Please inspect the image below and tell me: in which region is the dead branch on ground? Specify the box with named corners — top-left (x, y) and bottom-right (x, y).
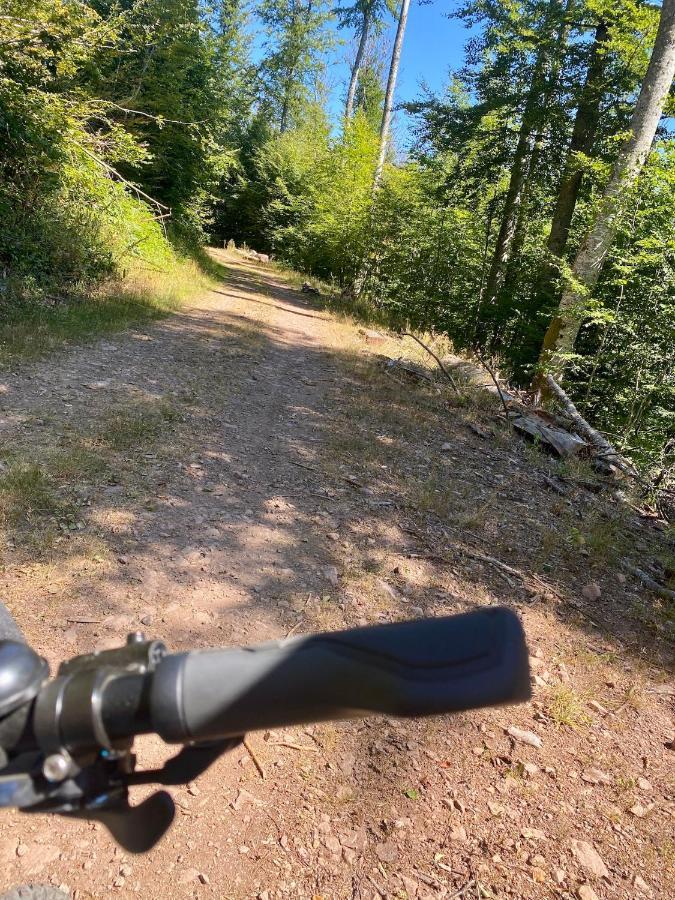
top-left (401, 332), bottom-right (460, 393)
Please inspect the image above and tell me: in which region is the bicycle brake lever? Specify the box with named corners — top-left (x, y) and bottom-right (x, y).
top-left (66, 790), bottom-right (176, 854)
top-left (26, 739), bottom-right (238, 852)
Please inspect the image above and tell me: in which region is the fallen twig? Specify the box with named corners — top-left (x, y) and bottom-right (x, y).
top-left (272, 740), bottom-right (319, 753)
top-left (289, 458), bottom-right (319, 473)
top-left (401, 332), bottom-right (460, 393)
top-left (365, 873), bottom-right (386, 897)
top-left (284, 620), bottom-right (304, 639)
top-left (243, 738), bottom-right (265, 779)
top-left (448, 881), bottom-right (477, 900)
top-left (476, 353), bottom-right (511, 422)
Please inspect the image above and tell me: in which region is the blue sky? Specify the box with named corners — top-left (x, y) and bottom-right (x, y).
top-left (250, 1), bottom-right (475, 147)
top-left (325, 1), bottom-right (473, 142)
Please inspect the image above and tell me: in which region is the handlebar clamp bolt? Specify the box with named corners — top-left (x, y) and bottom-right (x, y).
top-left (43, 752), bottom-right (71, 783)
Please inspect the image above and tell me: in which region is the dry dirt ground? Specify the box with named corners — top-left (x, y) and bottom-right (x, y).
top-left (0, 250), bottom-right (673, 900)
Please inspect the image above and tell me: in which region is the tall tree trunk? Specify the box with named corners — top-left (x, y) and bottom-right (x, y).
top-left (537, 19), bottom-right (608, 304)
top-left (345, 11), bottom-right (371, 121)
top-left (373, 0), bottom-right (411, 187)
top-left (538, 0), bottom-right (675, 380)
top-left (478, 0), bottom-right (566, 329)
top-left (280, 87), bottom-right (291, 132)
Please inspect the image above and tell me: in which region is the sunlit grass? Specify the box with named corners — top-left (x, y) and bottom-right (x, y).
top-left (0, 257), bottom-right (211, 366)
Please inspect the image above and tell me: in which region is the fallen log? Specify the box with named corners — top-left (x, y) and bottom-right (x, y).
top-left (623, 563), bottom-right (675, 601)
top-left (382, 356), bottom-right (433, 384)
top-left (545, 375), bottom-right (635, 475)
top-left (511, 412), bottom-right (587, 458)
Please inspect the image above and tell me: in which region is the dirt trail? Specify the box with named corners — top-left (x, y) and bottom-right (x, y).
top-left (0, 252), bottom-right (673, 900)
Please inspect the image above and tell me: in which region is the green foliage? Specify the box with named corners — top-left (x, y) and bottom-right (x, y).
top-left (1, 0), bottom-right (672, 485)
top-left (257, 0), bottom-right (334, 132)
top-left (0, 0), bottom-right (252, 309)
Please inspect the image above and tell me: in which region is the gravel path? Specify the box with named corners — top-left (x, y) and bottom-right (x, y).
top-left (0, 252), bottom-right (672, 900)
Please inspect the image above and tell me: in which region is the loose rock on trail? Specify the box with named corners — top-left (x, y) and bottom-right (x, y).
top-left (0, 250), bottom-right (672, 899)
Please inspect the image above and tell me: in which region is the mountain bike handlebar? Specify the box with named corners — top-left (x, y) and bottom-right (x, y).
top-left (151, 608), bottom-right (530, 741)
top-left (0, 607), bottom-right (530, 852)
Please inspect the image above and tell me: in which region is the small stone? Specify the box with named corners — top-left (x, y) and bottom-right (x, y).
top-left (374, 578), bottom-right (399, 601)
top-left (322, 566), bottom-right (339, 587)
top-left (187, 782), bottom-right (200, 796)
top-left (507, 726), bottom-right (542, 748)
top-left (179, 868), bottom-right (200, 885)
top-left (117, 555), bottom-right (129, 565)
top-left (198, 873), bottom-right (210, 885)
top-left (637, 777), bottom-right (652, 792)
top-left (587, 700), bottom-right (608, 716)
top-left (522, 828), bottom-right (546, 841)
top-left (324, 834), bottom-right (341, 855)
top-left (488, 802), bottom-right (504, 817)
top-left (632, 874), bottom-right (653, 896)
top-left (441, 443), bottom-right (452, 452)
top-left (238, 845), bottom-right (250, 854)
top-left (400, 875), bottom-right (419, 897)
top-left (449, 825), bottom-right (467, 843)
top-left (554, 869), bottom-right (566, 885)
top-left (523, 762), bottom-right (539, 777)
top-left (16, 844), bottom-right (28, 858)
top-left (531, 867), bottom-right (546, 883)
top-left (582, 582), bottom-right (601, 601)
top-left (570, 840), bottom-right (610, 879)
top-left (326, 532), bottom-right (340, 541)
top-left (578, 886), bottom-right (599, 900)
top-left (629, 802), bottom-right (654, 818)
top-left (581, 768), bottom-right (612, 785)
top-left (375, 841), bottom-right (398, 863)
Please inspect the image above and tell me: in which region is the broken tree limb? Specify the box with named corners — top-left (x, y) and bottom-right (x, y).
top-left (545, 375), bottom-right (636, 474)
top-left (401, 332), bottom-right (459, 393)
top-left (382, 356), bottom-right (433, 383)
top-left (476, 353), bottom-right (512, 421)
top-left (623, 563), bottom-right (675, 601)
top-left (511, 412), bottom-right (587, 458)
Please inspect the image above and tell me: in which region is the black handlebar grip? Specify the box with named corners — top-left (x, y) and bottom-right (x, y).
top-left (150, 608), bottom-right (530, 743)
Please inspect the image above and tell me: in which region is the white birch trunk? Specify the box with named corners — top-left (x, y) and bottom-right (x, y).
top-left (540, 0), bottom-right (675, 376)
top-left (373, 0), bottom-right (410, 187)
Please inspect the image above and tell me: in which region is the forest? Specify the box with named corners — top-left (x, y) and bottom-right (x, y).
top-left (1, 0), bottom-right (674, 482)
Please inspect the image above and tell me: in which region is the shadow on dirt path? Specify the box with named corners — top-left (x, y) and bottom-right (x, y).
top-left (0, 250), bottom-right (673, 900)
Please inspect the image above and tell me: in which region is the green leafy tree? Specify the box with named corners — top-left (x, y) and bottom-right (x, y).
top-left (258, 0), bottom-right (334, 132)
